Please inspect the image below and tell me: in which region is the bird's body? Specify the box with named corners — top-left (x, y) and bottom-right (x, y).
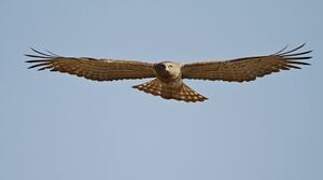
top-left (26, 44), bottom-right (312, 102)
top-left (134, 61), bottom-right (207, 101)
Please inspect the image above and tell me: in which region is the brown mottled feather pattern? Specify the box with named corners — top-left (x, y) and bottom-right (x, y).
top-left (25, 49), bottom-right (155, 81)
top-left (133, 79), bottom-right (207, 102)
top-left (182, 43), bottom-right (311, 82)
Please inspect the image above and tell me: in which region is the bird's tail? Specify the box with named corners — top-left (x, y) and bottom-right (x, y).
top-left (133, 79), bottom-right (207, 103)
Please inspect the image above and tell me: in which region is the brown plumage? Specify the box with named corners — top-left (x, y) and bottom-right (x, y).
top-left (133, 79), bottom-right (207, 102)
top-left (26, 44), bottom-right (312, 102)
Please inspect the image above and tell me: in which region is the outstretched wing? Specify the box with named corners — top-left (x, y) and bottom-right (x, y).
top-left (25, 49), bottom-right (155, 81)
top-left (181, 44), bottom-right (312, 82)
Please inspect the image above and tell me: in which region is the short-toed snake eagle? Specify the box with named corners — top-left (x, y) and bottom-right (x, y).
top-left (26, 44), bottom-right (311, 102)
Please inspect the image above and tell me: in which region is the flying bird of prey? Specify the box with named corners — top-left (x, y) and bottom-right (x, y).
top-left (26, 44), bottom-right (311, 102)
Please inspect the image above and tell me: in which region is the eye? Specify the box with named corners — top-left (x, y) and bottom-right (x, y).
top-left (168, 64), bottom-right (173, 68)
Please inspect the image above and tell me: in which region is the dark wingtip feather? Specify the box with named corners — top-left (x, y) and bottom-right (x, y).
top-left (45, 49), bottom-right (60, 56)
top-left (272, 43), bottom-right (313, 71)
top-left (27, 65), bottom-right (38, 69)
top-left (286, 56), bottom-right (312, 60)
top-left (286, 64), bottom-right (302, 69)
top-left (27, 62), bottom-right (50, 69)
top-left (283, 50), bottom-right (313, 57)
top-left (25, 54), bottom-right (49, 59)
top-left (275, 43), bottom-right (312, 63)
top-left (25, 48), bottom-right (59, 59)
top-left (25, 48), bottom-right (60, 70)
top-left (287, 61), bottom-right (311, 66)
top-left (30, 48), bottom-right (52, 57)
top-left (25, 48), bottom-right (53, 70)
top-left (275, 43), bottom-right (305, 55)
top-left (273, 44), bottom-right (289, 55)
top-left (25, 59), bottom-right (49, 63)
top-left (37, 66), bottom-right (51, 71)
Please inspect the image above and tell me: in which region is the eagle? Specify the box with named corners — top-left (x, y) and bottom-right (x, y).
top-left (26, 44), bottom-right (312, 102)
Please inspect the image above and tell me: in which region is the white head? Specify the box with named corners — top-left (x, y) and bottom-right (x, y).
top-left (153, 61), bottom-right (182, 81)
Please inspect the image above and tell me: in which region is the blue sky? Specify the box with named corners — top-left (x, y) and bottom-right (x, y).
top-left (1, 0), bottom-right (322, 180)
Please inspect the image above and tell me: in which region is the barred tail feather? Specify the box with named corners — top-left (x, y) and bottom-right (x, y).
top-left (133, 79), bottom-right (207, 102)
top-left (133, 79), bottom-right (163, 97)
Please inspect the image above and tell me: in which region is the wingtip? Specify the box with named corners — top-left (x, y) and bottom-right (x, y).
top-left (25, 47), bottom-right (58, 58)
top-left (274, 44), bottom-right (289, 55)
top-left (300, 42), bottom-right (306, 47)
top-left (30, 47), bottom-right (42, 54)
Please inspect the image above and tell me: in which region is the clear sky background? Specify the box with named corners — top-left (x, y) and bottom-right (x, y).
top-left (1, 0), bottom-right (322, 180)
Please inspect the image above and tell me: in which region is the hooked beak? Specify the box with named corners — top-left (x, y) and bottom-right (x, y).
top-left (154, 63), bottom-right (166, 71)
